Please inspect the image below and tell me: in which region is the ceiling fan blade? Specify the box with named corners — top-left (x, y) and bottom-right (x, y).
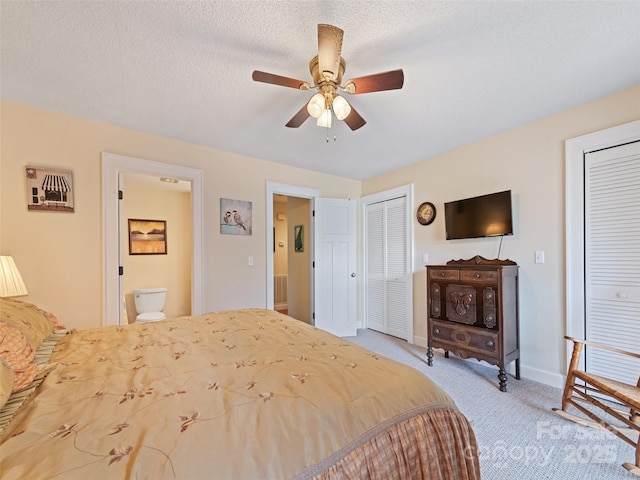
top-left (285, 103), bottom-right (311, 128)
top-left (343, 69), bottom-right (404, 94)
top-left (252, 70), bottom-right (311, 90)
top-left (343, 105), bottom-right (366, 131)
top-left (317, 24), bottom-right (343, 81)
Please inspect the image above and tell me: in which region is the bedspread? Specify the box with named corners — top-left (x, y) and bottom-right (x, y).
top-left (0, 309), bottom-right (479, 479)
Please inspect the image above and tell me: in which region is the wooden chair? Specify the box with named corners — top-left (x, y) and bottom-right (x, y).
top-left (553, 336), bottom-right (640, 476)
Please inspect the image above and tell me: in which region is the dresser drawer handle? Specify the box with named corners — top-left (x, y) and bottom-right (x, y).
top-left (486, 340), bottom-right (494, 348)
top-left (440, 272), bottom-right (446, 277)
top-left (433, 328), bottom-right (440, 335)
top-left (474, 273), bottom-right (481, 279)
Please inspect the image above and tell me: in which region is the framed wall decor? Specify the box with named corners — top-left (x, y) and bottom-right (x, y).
top-left (128, 219), bottom-right (167, 255)
top-left (294, 225), bottom-right (304, 252)
top-left (25, 166), bottom-right (75, 213)
top-left (221, 198), bottom-right (252, 235)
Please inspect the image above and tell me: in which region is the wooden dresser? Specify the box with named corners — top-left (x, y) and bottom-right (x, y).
top-left (426, 256), bottom-right (520, 391)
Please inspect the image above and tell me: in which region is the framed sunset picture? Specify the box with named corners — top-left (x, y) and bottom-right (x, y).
top-left (128, 219), bottom-right (167, 255)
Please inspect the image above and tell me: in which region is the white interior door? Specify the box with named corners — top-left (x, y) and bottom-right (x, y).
top-left (118, 172), bottom-right (125, 324)
top-left (314, 198), bottom-right (357, 337)
top-left (584, 140), bottom-right (640, 385)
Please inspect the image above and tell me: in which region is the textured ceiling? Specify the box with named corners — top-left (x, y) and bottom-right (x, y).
top-left (2, 1), bottom-right (639, 181)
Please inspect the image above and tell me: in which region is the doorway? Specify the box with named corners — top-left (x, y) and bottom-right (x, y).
top-left (266, 182), bottom-right (319, 322)
top-left (102, 152), bottom-right (204, 326)
top-left (361, 184), bottom-right (414, 343)
top-left (565, 120), bottom-right (640, 370)
top-left (121, 172), bottom-right (192, 323)
top-left (273, 194), bottom-right (311, 323)
top-left (266, 182), bottom-right (357, 337)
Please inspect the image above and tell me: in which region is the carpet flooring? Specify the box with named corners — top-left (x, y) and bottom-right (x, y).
top-left (346, 329), bottom-right (636, 480)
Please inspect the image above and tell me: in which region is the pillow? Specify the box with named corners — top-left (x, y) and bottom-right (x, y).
top-left (0, 322), bottom-right (38, 392)
top-left (0, 357), bottom-right (14, 410)
top-left (47, 310), bottom-right (67, 333)
top-left (0, 298), bottom-right (54, 351)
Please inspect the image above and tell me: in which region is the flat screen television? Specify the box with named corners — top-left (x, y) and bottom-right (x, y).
top-left (444, 190), bottom-right (513, 240)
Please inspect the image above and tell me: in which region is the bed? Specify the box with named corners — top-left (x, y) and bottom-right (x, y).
top-left (0, 298), bottom-right (480, 479)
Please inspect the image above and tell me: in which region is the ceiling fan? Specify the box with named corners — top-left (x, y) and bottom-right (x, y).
top-left (252, 24), bottom-right (404, 131)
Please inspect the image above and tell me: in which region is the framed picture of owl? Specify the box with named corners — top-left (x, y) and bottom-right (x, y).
top-left (220, 198), bottom-right (252, 235)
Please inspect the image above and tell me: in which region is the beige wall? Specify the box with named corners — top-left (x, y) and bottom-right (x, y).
top-left (286, 197), bottom-right (310, 323)
top-left (0, 101), bottom-right (360, 330)
top-left (123, 175), bottom-right (191, 322)
top-left (2, 85), bottom-right (638, 386)
top-left (362, 84), bottom-right (640, 386)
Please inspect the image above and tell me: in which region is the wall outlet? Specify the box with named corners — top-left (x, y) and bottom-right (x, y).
top-left (248, 256), bottom-right (254, 266)
top-left (422, 253), bottom-right (429, 264)
top-left (535, 251), bottom-right (545, 264)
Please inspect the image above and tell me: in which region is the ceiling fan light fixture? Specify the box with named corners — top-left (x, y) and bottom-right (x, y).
top-left (332, 95), bottom-right (351, 121)
top-left (317, 109), bottom-right (332, 128)
top-left (307, 93), bottom-right (325, 118)
top-left (252, 24), bottom-right (405, 131)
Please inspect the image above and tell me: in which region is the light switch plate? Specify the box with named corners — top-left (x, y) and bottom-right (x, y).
top-left (535, 251), bottom-right (545, 264)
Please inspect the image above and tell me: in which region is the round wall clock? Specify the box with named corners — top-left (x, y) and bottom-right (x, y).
top-left (417, 202), bottom-right (436, 226)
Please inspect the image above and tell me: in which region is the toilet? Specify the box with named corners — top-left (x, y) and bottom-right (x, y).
top-left (133, 287), bottom-right (167, 323)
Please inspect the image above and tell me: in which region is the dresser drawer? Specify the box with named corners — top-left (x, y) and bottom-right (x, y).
top-left (430, 319), bottom-right (499, 357)
top-left (430, 269), bottom-right (459, 281)
top-left (460, 269), bottom-right (498, 283)
top-left (445, 284), bottom-right (477, 325)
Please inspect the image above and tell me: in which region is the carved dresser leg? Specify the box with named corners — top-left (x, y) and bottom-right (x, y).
top-left (498, 367), bottom-right (507, 392)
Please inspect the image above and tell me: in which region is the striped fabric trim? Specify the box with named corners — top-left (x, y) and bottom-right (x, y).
top-left (0, 330), bottom-right (70, 435)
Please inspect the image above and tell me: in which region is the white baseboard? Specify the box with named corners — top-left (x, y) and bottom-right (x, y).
top-left (412, 334), bottom-right (565, 389)
top-left (413, 335), bottom-right (428, 348)
top-left (520, 365), bottom-right (565, 389)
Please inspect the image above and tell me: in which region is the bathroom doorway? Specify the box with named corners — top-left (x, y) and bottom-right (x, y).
top-left (102, 152), bottom-right (204, 327)
top-left (121, 172), bottom-right (192, 323)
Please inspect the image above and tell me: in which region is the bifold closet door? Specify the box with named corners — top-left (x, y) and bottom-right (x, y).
top-left (584, 140), bottom-right (640, 385)
top-left (365, 196), bottom-right (410, 339)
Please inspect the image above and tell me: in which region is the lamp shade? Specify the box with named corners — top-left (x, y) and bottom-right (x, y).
top-left (332, 95), bottom-right (352, 121)
top-left (0, 256), bottom-right (28, 298)
top-left (306, 93), bottom-right (325, 118)
top-left (317, 109), bottom-right (332, 128)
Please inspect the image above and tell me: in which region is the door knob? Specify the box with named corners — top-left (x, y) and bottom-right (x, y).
top-left (351, 273), bottom-right (356, 277)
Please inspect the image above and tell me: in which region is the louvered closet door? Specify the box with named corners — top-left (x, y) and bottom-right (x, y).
top-left (365, 196), bottom-right (410, 339)
top-left (585, 140), bottom-right (640, 385)
top-left (385, 197), bottom-right (409, 338)
top-left (366, 202), bottom-right (385, 332)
